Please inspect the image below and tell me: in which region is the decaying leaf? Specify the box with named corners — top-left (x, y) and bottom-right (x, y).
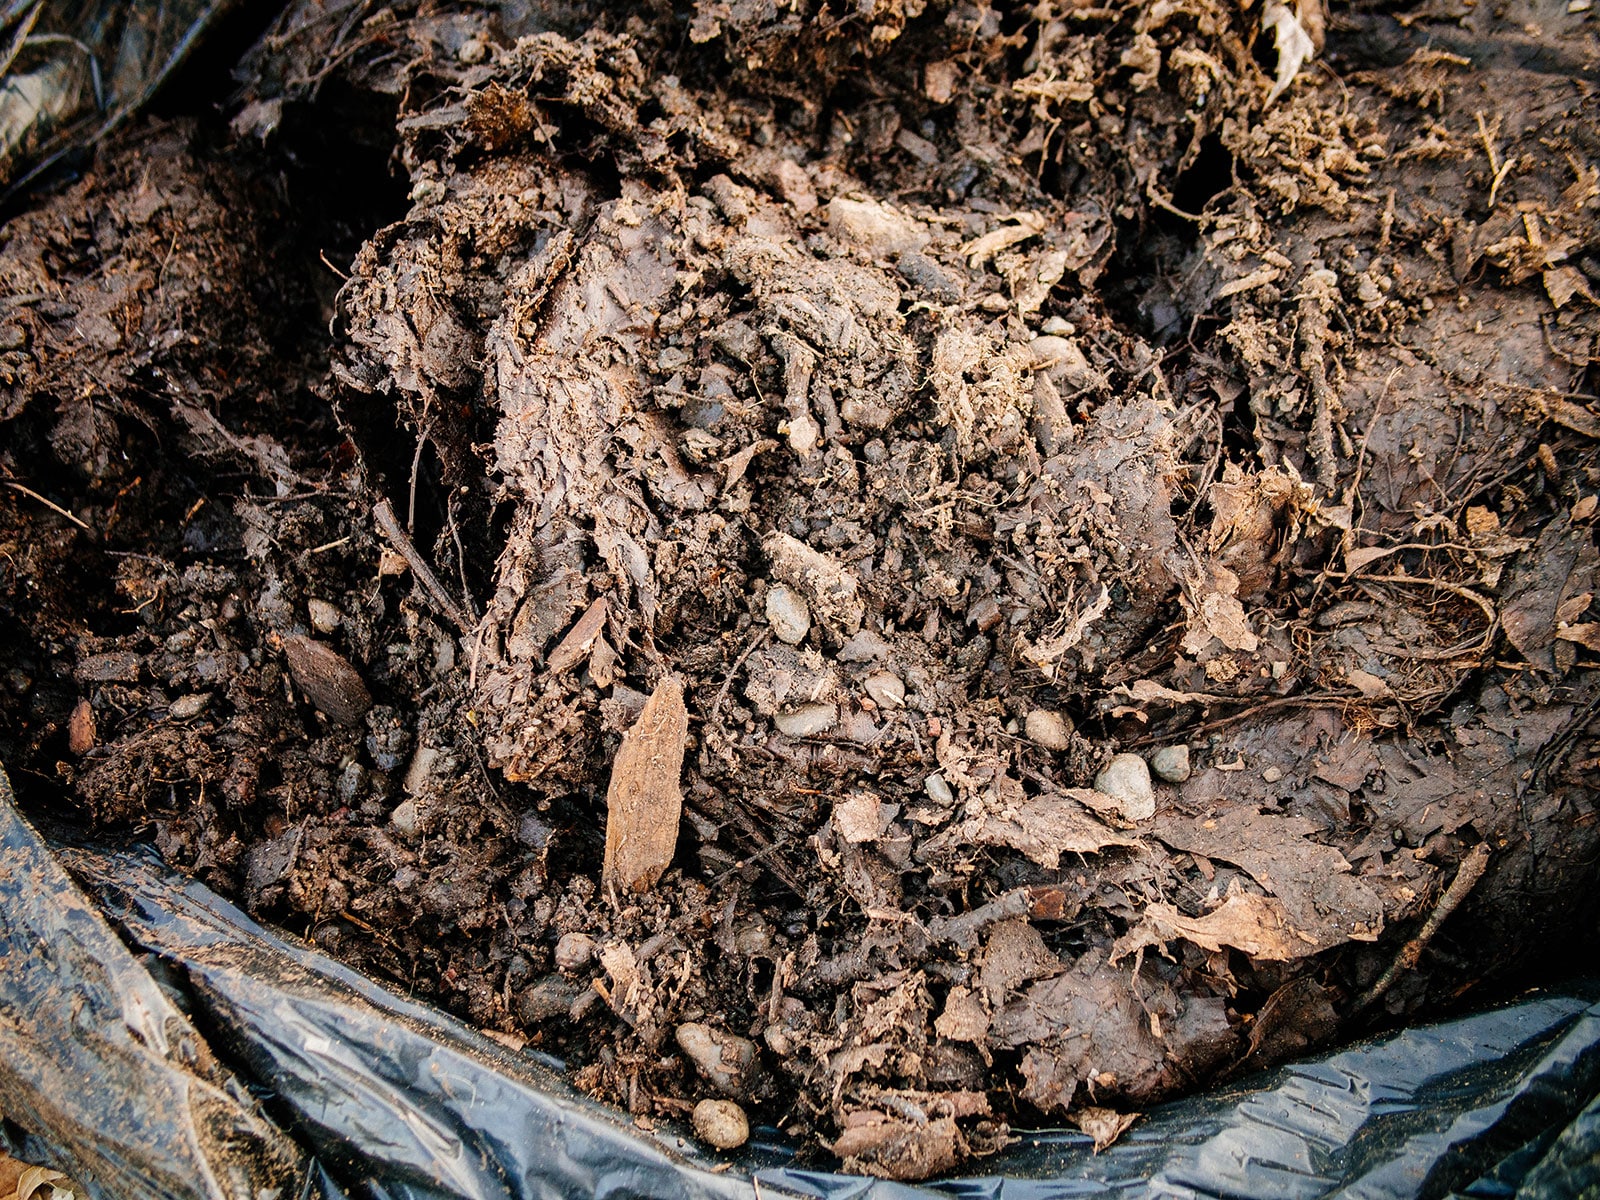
top-left (1152, 806), bottom-right (1383, 949)
top-left (951, 786), bottom-right (1137, 869)
top-left (1111, 892), bottom-right (1309, 962)
top-left (1262, 0), bottom-right (1318, 105)
top-left (1072, 1106), bottom-right (1139, 1152)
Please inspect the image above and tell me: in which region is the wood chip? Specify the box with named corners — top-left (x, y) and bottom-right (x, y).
top-left (602, 676), bottom-right (689, 895)
top-left (282, 634), bottom-right (372, 726)
top-left (546, 597), bottom-right (609, 675)
top-left (67, 698), bottom-right (96, 755)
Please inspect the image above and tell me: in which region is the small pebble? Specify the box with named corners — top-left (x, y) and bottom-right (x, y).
top-left (692, 1098), bottom-right (750, 1151)
top-left (863, 671), bottom-right (905, 708)
top-left (307, 598), bottom-right (343, 634)
top-left (1262, 766), bottom-right (1284, 783)
top-left (1025, 709), bottom-right (1072, 750)
top-left (765, 585), bottom-right (811, 645)
top-left (924, 773), bottom-right (954, 805)
top-left (516, 975), bottom-right (582, 1025)
top-left (554, 931), bottom-right (596, 973)
top-left (774, 702), bottom-right (836, 737)
top-left (1149, 744), bottom-right (1191, 783)
top-left (676, 1022), bottom-right (758, 1097)
top-left (1094, 753), bottom-right (1156, 822)
top-left (169, 693), bottom-right (211, 721)
top-left (390, 797), bottom-right (420, 837)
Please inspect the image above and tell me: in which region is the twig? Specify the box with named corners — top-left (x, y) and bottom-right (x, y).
top-left (372, 497), bottom-right (472, 632)
top-left (3, 480), bottom-right (91, 531)
top-left (707, 629), bottom-right (770, 733)
top-left (1125, 692), bottom-right (1353, 747)
top-left (1475, 111), bottom-right (1515, 209)
top-left (1354, 842), bottom-right (1492, 1015)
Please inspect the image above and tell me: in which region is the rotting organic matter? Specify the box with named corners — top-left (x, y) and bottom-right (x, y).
top-left (1, 0), bottom-right (1598, 1182)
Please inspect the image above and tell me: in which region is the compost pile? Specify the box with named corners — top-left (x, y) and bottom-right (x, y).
top-left (2, 0), bottom-right (1599, 1180)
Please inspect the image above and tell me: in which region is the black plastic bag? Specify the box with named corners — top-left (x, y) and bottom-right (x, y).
top-left (3, 762), bottom-right (1597, 1200)
top-left (0, 769), bottom-right (309, 1200)
top-left (0, 0), bottom-right (238, 193)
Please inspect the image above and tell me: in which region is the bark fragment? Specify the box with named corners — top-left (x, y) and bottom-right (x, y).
top-left (602, 676), bottom-right (689, 895)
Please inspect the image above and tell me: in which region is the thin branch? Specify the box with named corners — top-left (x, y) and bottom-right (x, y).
top-left (3, 481), bottom-right (91, 531)
top-left (372, 497), bottom-right (472, 632)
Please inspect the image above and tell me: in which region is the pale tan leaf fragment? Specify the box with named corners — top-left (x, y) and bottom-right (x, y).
top-left (934, 985), bottom-right (991, 1043)
top-left (958, 791), bottom-right (1136, 869)
top-left (1111, 893), bottom-right (1308, 962)
top-left (1557, 623), bottom-right (1600, 651)
top-left (1263, 0), bottom-right (1317, 105)
top-left (1072, 1107), bottom-right (1139, 1152)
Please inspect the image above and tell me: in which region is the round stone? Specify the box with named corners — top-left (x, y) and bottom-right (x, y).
top-left (1094, 752), bottom-right (1156, 822)
top-left (1149, 744), bottom-right (1191, 783)
top-left (692, 1098), bottom-right (750, 1150)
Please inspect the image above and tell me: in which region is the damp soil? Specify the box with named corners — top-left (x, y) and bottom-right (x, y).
top-left (2, 0), bottom-right (1599, 1180)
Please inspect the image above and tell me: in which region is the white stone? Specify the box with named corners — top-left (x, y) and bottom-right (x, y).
top-left (308, 598), bottom-right (342, 633)
top-left (169, 693), bottom-right (210, 721)
top-left (924, 772), bottom-right (954, 805)
top-left (676, 1023), bottom-right (757, 1097)
top-left (692, 1098), bottom-right (750, 1150)
top-left (554, 932), bottom-right (596, 973)
top-left (765, 585), bottom-right (811, 645)
top-left (1094, 753), bottom-right (1156, 822)
top-left (391, 797), bottom-right (420, 837)
top-left (863, 671), bottom-right (905, 708)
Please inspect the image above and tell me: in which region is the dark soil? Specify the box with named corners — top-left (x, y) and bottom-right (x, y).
top-left (2, 0), bottom-right (1599, 1179)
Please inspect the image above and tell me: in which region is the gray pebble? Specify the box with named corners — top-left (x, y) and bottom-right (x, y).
top-left (1149, 744), bottom-right (1191, 783)
top-left (169, 693), bottom-right (210, 721)
top-left (1094, 753), bottom-right (1156, 822)
top-left (554, 931), bottom-right (596, 973)
top-left (765, 584), bottom-right (811, 645)
top-left (390, 797), bottom-right (420, 837)
top-left (924, 772), bottom-right (954, 805)
top-left (863, 670), bottom-right (905, 708)
top-left (307, 598), bottom-right (343, 634)
top-left (775, 702), bottom-right (837, 737)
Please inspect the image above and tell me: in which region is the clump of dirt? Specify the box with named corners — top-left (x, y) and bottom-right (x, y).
top-left (2, 0), bottom-right (1599, 1181)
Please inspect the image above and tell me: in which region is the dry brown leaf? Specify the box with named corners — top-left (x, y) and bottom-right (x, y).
top-left (835, 793), bottom-right (897, 844)
top-left (1151, 806), bottom-right (1384, 949)
top-left (934, 985), bottom-right (992, 1042)
top-left (1072, 1106), bottom-right (1140, 1152)
top-left (1557, 623), bottom-right (1600, 651)
top-left (1111, 893), bottom-right (1308, 962)
top-left (1181, 562), bottom-right (1260, 654)
top-left (958, 790), bottom-right (1136, 869)
top-left (958, 213), bottom-right (1046, 266)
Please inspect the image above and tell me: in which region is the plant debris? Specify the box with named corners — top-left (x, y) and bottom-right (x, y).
top-left (1, 0), bottom-right (1598, 1181)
